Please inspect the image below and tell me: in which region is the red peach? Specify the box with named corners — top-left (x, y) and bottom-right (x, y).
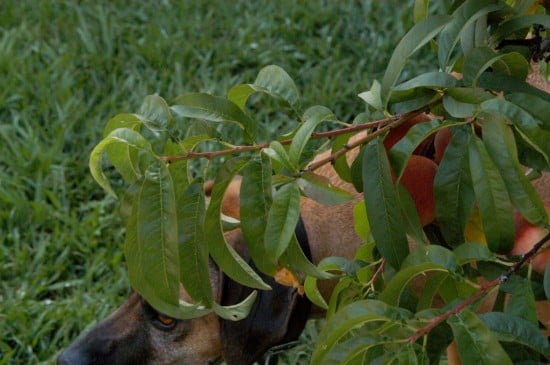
top-left (383, 114), bottom-right (432, 152)
top-left (509, 202), bottom-right (550, 274)
top-left (399, 155), bottom-right (438, 226)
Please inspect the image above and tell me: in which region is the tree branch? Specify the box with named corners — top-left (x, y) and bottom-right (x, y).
top-left (408, 231), bottom-right (550, 344)
top-left (160, 109), bottom-right (428, 164)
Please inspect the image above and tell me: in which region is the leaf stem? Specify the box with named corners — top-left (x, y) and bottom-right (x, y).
top-left (408, 231), bottom-right (550, 344)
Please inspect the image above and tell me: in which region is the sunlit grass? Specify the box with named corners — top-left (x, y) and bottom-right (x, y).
top-left (0, 1), bottom-right (437, 363)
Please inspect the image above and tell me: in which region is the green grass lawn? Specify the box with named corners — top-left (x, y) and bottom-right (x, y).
top-left (0, 1), bottom-right (438, 363)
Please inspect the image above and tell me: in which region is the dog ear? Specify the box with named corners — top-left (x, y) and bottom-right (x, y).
top-left (219, 266), bottom-right (310, 365)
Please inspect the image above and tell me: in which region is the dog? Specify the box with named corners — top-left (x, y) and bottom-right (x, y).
top-left (57, 145), bottom-right (366, 365)
top-left (58, 133), bottom-right (549, 364)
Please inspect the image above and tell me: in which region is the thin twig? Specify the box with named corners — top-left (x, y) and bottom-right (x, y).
top-left (408, 231), bottom-right (550, 344)
top-left (160, 109), bottom-right (427, 164)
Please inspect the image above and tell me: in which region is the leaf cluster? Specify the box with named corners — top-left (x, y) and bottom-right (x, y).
top-left (90, 0), bottom-right (550, 363)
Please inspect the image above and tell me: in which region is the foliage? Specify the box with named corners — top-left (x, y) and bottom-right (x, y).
top-left (90, 0), bottom-right (550, 363)
top-left (0, 1), bottom-right (427, 363)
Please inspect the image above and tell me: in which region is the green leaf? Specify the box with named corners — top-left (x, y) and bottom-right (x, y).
top-left (205, 158), bottom-right (270, 290)
top-left (379, 262), bottom-right (448, 306)
top-left (480, 98), bottom-right (550, 166)
top-left (264, 182), bottom-right (301, 259)
top-left (482, 114), bottom-right (547, 226)
top-left (332, 133), bottom-right (353, 183)
top-left (125, 161), bottom-right (181, 314)
top-left (463, 47), bottom-right (529, 85)
top-left (262, 140), bottom-right (296, 171)
top-left (453, 242), bottom-right (497, 265)
top-left (438, 0), bottom-right (503, 70)
top-left (297, 172), bottom-right (355, 205)
top-left (227, 65), bottom-right (300, 111)
top-left (490, 14), bottom-right (550, 42)
top-left (479, 312), bottom-right (550, 359)
top-left (395, 184), bottom-right (428, 245)
top-left (212, 291), bottom-right (258, 321)
top-left (402, 245), bottom-right (459, 272)
top-left (139, 94), bottom-right (173, 130)
top-left (468, 135), bottom-right (515, 253)
top-left (501, 275), bottom-right (538, 326)
top-left (89, 128), bottom-right (154, 197)
top-left (417, 271), bottom-right (449, 310)
top-left (304, 275), bottom-right (329, 310)
top-left (446, 87), bottom-right (494, 104)
top-left (545, 264), bottom-right (550, 300)
top-left (448, 310), bottom-right (513, 365)
top-left (352, 201), bottom-right (370, 242)
top-left (442, 95), bottom-right (475, 118)
top-left (477, 72), bottom-right (550, 103)
top-left (382, 15), bottom-right (452, 106)
top-left (171, 93), bottom-right (256, 141)
top-left (358, 79), bottom-right (383, 110)
top-left (289, 105), bottom-right (335, 167)
top-left (362, 139), bottom-right (409, 268)
top-left (388, 118), bottom-right (443, 179)
top-left (280, 234), bottom-right (332, 278)
top-left (434, 126), bottom-right (475, 246)
top-left (311, 300), bottom-right (410, 365)
top-left (392, 71), bottom-right (458, 93)
top-left (103, 113), bottom-right (142, 137)
top-left (240, 155), bottom-right (276, 274)
top-left (177, 180), bottom-right (212, 305)
top-left (413, 0), bottom-right (430, 23)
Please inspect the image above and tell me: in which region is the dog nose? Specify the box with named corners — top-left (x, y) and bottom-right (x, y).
top-left (58, 349), bottom-right (88, 365)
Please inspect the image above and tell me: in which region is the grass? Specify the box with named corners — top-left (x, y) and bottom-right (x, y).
top-left (0, 1), bottom-right (439, 363)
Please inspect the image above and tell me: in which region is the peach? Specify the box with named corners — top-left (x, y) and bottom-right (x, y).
top-left (383, 113), bottom-right (432, 152)
top-left (434, 127), bottom-right (452, 164)
top-left (509, 202), bottom-right (550, 274)
top-left (399, 155), bottom-right (438, 226)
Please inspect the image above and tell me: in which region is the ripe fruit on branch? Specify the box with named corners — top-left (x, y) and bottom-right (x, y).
top-left (509, 202), bottom-right (550, 274)
top-left (433, 127), bottom-right (452, 164)
top-left (398, 155), bottom-right (438, 226)
top-left (383, 113), bottom-right (433, 152)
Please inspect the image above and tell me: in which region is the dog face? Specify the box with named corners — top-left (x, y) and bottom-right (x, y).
top-left (57, 292), bottom-right (223, 365)
top-left (58, 203), bottom-right (312, 365)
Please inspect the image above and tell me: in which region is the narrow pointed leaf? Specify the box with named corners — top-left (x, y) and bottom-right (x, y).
top-left (311, 300), bottom-right (409, 365)
top-left (388, 118), bottom-right (443, 179)
top-left (140, 94), bottom-right (173, 130)
top-left (358, 79), bottom-right (383, 110)
top-left (479, 312), bottom-right (550, 359)
top-left (482, 114), bottom-right (547, 226)
top-left (125, 162), bottom-right (180, 315)
top-left (178, 180), bottom-right (212, 305)
top-left (438, 0), bottom-right (503, 69)
top-left (331, 133), bottom-right (353, 182)
top-left (89, 128), bottom-right (154, 197)
top-left (392, 71), bottom-right (458, 92)
top-left (280, 234), bottom-right (332, 279)
top-left (448, 310), bottom-right (513, 365)
top-left (264, 182), bottom-right (301, 259)
top-left (382, 15), bottom-right (451, 105)
top-left (379, 263), bottom-right (448, 306)
top-left (362, 139), bottom-right (409, 268)
top-left (205, 158), bottom-right (270, 290)
top-left (434, 127), bottom-right (475, 245)
top-left (289, 105), bottom-right (334, 167)
top-left (212, 291), bottom-right (258, 321)
top-left (171, 93), bottom-right (256, 141)
top-left (297, 172), bottom-right (355, 205)
top-left (263, 140), bottom-right (296, 171)
top-left (227, 65), bottom-right (299, 110)
top-left (468, 135), bottom-right (515, 253)
top-left (240, 155), bottom-right (277, 274)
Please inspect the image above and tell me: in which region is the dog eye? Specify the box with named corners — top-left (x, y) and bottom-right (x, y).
top-left (155, 314), bottom-right (176, 329)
